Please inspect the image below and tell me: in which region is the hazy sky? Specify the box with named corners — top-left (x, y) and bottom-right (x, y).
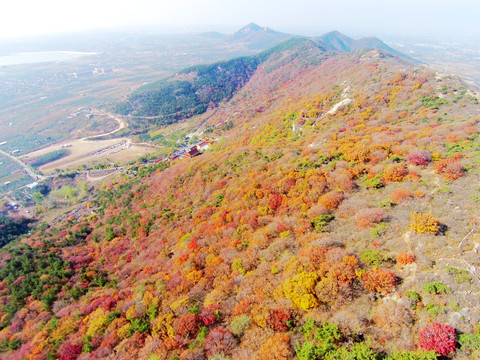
top-left (1, 0), bottom-right (479, 40)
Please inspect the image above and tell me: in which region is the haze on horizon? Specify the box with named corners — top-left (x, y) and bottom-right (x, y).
top-left (1, 0), bottom-right (479, 42)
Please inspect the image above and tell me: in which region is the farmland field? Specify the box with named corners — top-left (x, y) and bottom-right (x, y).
top-left (20, 138), bottom-right (159, 173)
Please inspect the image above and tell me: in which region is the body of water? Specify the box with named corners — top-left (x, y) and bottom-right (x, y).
top-left (0, 51), bottom-right (96, 66)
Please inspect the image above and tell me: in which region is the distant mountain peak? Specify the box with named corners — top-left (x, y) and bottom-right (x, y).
top-left (229, 23), bottom-right (293, 50)
top-left (237, 23), bottom-right (264, 33)
top-left (315, 31), bottom-right (413, 61)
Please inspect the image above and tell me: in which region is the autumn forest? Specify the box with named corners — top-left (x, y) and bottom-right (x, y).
top-left (1, 34), bottom-right (480, 360)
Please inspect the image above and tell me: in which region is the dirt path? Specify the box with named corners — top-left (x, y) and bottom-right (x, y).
top-left (85, 112), bottom-right (128, 140)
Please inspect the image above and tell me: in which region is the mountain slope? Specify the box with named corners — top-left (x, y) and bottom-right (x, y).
top-left (2, 34), bottom-right (480, 360)
top-left (115, 31), bottom-right (413, 129)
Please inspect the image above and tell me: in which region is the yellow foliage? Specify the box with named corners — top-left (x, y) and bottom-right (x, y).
top-left (142, 291), bottom-right (154, 306)
top-left (282, 256), bottom-right (304, 275)
top-left (251, 304), bottom-right (269, 327)
top-left (432, 152), bottom-right (442, 161)
top-left (409, 212), bottom-right (440, 233)
top-left (232, 258), bottom-right (246, 275)
top-left (340, 142), bottom-right (370, 163)
top-left (204, 287), bottom-right (227, 307)
top-left (117, 323), bottom-right (131, 340)
top-left (205, 254), bottom-right (223, 267)
top-left (186, 269), bottom-right (203, 284)
top-left (170, 296), bottom-right (190, 314)
top-left (151, 313), bottom-right (175, 338)
top-left (257, 205), bottom-right (273, 216)
top-left (85, 308), bottom-right (107, 337)
top-left (125, 305), bottom-right (138, 320)
top-left (50, 315), bottom-right (77, 342)
top-left (282, 272), bottom-right (319, 311)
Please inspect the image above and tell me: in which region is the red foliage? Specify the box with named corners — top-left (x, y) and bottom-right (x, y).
top-left (267, 308), bottom-right (293, 332)
top-left (268, 193), bottom-right (283, 211)
top-left (12, 276), bottom-right (26, 285)
top-left (59, 344), bottom-right (83, 360)
top-left (201, 304), bottom-right (220, 326)
top-left (303, 246), bottom-right (328, 267)
top-left (84, 296), bottom-right (117, 314)
top-left (187, 238), bottom-right (199, 251)
top-left (204, 327), bottom-right (236, 357)
top-left (405, 149), bottom-right (432, 166)
top-left (418, 322), bottom-right (456, 356)
top-left (174, 314), bottom-right (202, 341)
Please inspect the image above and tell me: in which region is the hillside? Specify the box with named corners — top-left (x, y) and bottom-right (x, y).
top-left (115, 31), bottom-right (410, 131)
top-left (2, 35), bottom-right (480, 360)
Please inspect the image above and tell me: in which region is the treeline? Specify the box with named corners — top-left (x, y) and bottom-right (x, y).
top-left (30, 149), bottom-right (70, 169)
top-left (113, 37), bottom-right (336, 128)
top-left (0, 214), bottom-right (32, 248)
top-left (114, 56), bottom-right (261, 125)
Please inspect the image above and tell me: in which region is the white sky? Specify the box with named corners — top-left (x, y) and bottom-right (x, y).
top-left (1, 0), bottom-right (479, 40)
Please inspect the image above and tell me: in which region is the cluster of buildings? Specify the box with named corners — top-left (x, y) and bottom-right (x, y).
top-left (153, 138), bottom-right (215, 164)
top-left (72, 67), bottom-right (113, 78)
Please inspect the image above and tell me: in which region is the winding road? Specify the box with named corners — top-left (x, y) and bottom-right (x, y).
top-left (0, 149), bottom-right (45, 181)
top-left (0, 112), bottom-right (129, 183)
top-left (86, 112), bottom-right (128, 140)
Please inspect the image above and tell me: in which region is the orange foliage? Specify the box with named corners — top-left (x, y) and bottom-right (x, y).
top-left (413, 190), bottom-right (425, 198)
top-left (362, 268), bottom-right (397, 295)
top-left (391, 188), bottom-right (413, 203)
top-left (318, 191), bottom-right (344, 210)
top-left (397, 252), bottom-right (415, 265)
top-left (257, 333), bottom-right (293, 360)
top-left (433, 158), bottom-right (463, 180)
top-left (383, 163), bottom-right (408, 182)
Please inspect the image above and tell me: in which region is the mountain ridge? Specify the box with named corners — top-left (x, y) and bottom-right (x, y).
top-left (115, 27), bottom-right (414, 128)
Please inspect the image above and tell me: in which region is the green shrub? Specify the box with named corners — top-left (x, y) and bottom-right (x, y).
top-left (406, 291), bottom-right (421, 302)
top-left (190, 326), bottom-right (208, 349)
top-left (424, 303), bottom-right (442, 317)
top-left (361, 249), bottom-right (384, 267)
top-left (384, 350), bottom-right (437, 360)
top-left (458, 331), bottom-right (480, 350)
top-left (311, 214), bottom-right (335, 232)
top-left (364, 174), bottom-right (385, 189)
top-left (378, 199), bottom-right (394, 208)
top-left (229, 315), bottom-right (251, 337)
top-left (446, 266), bottom-right (472, 283)
top-left (423, 281), bottom-right (451, 294)
top-left (324, 342), bottom-right (376, 360)
top-left (370, 222), bottom-right (389, 239)
top-left (296, 320), bottom-right (342, 360)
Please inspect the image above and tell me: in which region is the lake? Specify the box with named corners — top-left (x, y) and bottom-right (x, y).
top-left (0, 51), bottom-right (96, 66)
